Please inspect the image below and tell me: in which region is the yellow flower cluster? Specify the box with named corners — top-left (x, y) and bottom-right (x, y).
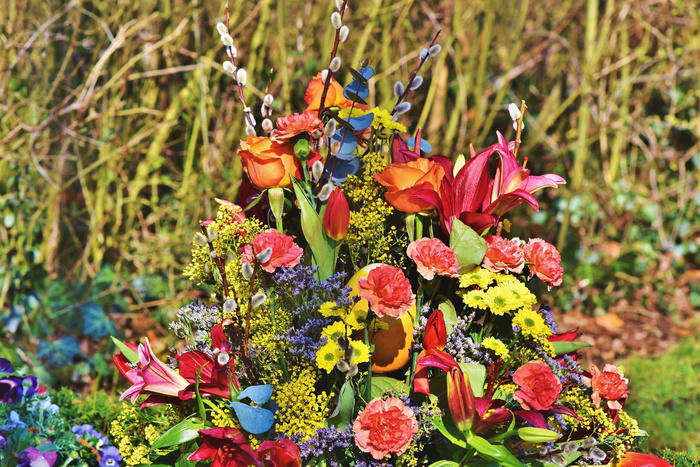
top-left (337, 106), bottom-right (407, 133)
top-left (315, 304), bottom-right (371, 373)
top-left (512, 308), bottom-right (552, 339)
top-left (342, 152), bottom-right (406, 267)
top-left (183, 202), bottom-right (264, 298)
top-left (460, 272), bottom-right (537, 317)
top-left (211, 403), bottom-right (239, 428)
top-left (481, 336), bottom-right (510, 360)
top-left (273, 367), bottom-right (330, 440)
top-left (110, 403), bottom-right (178, 466)
top-left (560, 387), bottom-right (617, 439)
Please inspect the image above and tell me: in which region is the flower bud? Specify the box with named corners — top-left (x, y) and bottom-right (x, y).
top-left (318, 183), bottom-right (333, 202)
top-left (242, 261), bottom-right (254, 280)
top-left (428, 44), bottom-right (442, 56)
top-left (322, 188), bottom-right (350, 241)
top-left (393, 81), bottom-right (405, 98)
top-left (409, 75), bottom-right (423, 90)
top-left (323, 119), bottom-right (337, 137)
top-left (517, 427), bottom-right (559, 442)
top-left (329, 57), bottom-right (341, 72)
top-left (330, 12), bottom-right (342, 29)
top-left (509, 102), bottom-right (524, 130)
top-left (226, 45), bottom-right (237, 59)
top-left (330, 140), bottom-right (341, 154)
top-left (588, 447), bottom-right (606, 463)
top-left (223, 298), bottom-right (238, 312)
top-left (393, 101), bottom-right (411, 115)
top-left (236, 68), bottom-right (247, 85)
top-left (446, 367), bottom-right (475, 432)
top-left (217, 352), bottom-right (230, 365)
top-left (261, 118), bottom-right (273, 133)
top-left (223, 61), bottom-right (235, 74)
top-left (335, 0), bottom-right (343, 9)
top-left (251, 293), bottom-right (267, 308)
top-left (311, 129), bottom-right (323, 139)
top-left (220, 33), bottom-right (234, 47)
top-left (419, 48), bottom-right (429, 60)
top-left (268, 187), bottom-right (285, 223)
top-left (346, 364), bottom-right (358, 377)
top-left (245, 125), bottom-right (256, 136)
top-left (321, 69), bottom-right (330, 83)
top-left (263, 93), bottom-right (274, 106)
top-left (194, 234), bottom-right (208, 247)
top-left (336, 360), bottom-right (350, 372)
top-left (216, 22), bottom-right (228, 35)
top-left (206, 228), bottom-right (218, 242)
top-left (561, 442), bottom-right (578, 456)
top-left (339, 25), bottom-right (349, 42)
top-left (311, 160), bottom-right (324, 182)
top-left (255, 247), bottom-right (273, 264)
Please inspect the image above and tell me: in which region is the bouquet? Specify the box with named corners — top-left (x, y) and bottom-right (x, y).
top-left (111, 2), bottom-right (672, 466)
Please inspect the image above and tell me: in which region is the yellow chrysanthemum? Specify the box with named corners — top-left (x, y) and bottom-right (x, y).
top-left (321, 321), bottom-right (347, 342)
top-left (462, 289), bottom-right (489, 309)
top-left (499, 279), bottom-right (537, 307)
top-left (319, 301), bottom-right (343, 317)
top-left (512, 307), bottom-right (552, 338)
top-left (484, 285), bottom-right (520, 315)
top-left (350, 339), bottom-right (371, 365)
top-left (345, 307), bottom-right (368, 330)
top-left (481, 337), bottom-right (510, 360)
top-left (315, 340), bottom-right (344, 373)
top-left (459, 267), bottom-right (496, 289)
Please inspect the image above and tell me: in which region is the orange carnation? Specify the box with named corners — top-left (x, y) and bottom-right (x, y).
top-left (353, 397), bottom-right (418, 460)
top-left (358, 264), bottom-right (415, 318)
top-left (237, 135), bottom-right (301, 190)
top-left (374, 159), bottom-right (445, 213)
top-left (273, 111), bottom-right (324, 141)
top-left (407, 238), bottom-right (460, 280)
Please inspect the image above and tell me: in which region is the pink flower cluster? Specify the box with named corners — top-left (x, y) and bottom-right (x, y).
top-left (407, 237), bottom-right (460, 280)
top-left (482, 236), bottom-right (564, 288)
top-left (358, 265), bottom-right (415, 318)
top-left (353, 397), bottom-right (418, 460)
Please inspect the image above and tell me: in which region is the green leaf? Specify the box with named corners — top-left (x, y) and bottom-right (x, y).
top-left (370, 376), bottom-right (409, 399)
top-left (431, 416), bottom-right (467, 449)
top-left (291, 177), bottom-right (335, 280)
top-left (517, 427), bottom-right (560, 442)
top-left (81, 302), bottom-right (117, 338)
top-left (550, 341), bottom-right (592, 355)
top-left (466, 433), bottom-right (524, 467)
top-left (449, 219), bottom-right (487, 272)
top-left (436, 297), bottom-right (458, 335)
top-left (111, 336), bottom-right (140, 363)
top-left (459, 362), bottom-right (486, 397)
top-left (327, 380), bottom-right (355, 429)
top-left (150, 417), bottom-right (206, 450)
top-left (427, 461), bottom-right (461, 467)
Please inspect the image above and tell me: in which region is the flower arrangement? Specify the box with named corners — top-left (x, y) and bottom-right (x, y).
top-left (0, 358), bottom-right (122, 467)
top-left (110, 2), bottom-right (673, 467)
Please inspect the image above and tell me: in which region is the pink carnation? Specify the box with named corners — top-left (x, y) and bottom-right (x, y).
top-left (482, 235), bottom-right (525, 274)
top-left (358, 265), bottom-right (415, 318)
top-left (353, 397), bottom-right (418, 460)
top-left (243, 229), bottom-right (303, 273)
top-left (584, 364), bottom-right (629, 410)
top-left (512, 361), bottom-right (562, 411)
top-left (407, 238), bottom-right (460, 280)
top-left (523, 238), bottom-right (563, 287)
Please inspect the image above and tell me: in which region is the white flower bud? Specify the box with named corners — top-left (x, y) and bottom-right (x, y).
top-left (242, 261), bottom-right (254, 280)
top-left (217, 352), bottom-right (230, 365)
top-left (335, 0), bottom-right (343, 10)
top-left (323, 119), bottom-right (337, 137)
top-left (321, 69), bottom-right (330, 83)
top-left (251, 292), bottom-right (267, 308)
top-left (263, 94), bottom-right (274, 106)
top-left (311, 129), bottom-right (323, 139)
top-left (336, 360), bottom-right (350, 372)
top-left (589, 447), bottom-right (606, 463)
top-left (236, 68), bottom-right (247, 85)
top-left (216, 22), bottom-right (228, 35)
top-left (329, 57), bottom-right (341, 72)
top-left (245, 125), bottom-right (256, 136)
top-left (206, 228), bottom-right (218, 242)
top-left (346, 365), bottom-right (358, 377)
top-left (330, 140), bottom-right (341, 154)
top-left (220, 33), bottom-right (234, 47)
top-left (222, 61), bottom-right (235, 74)
top-left (393, 101), bottom-right (411, 115)
top-left (194, 234), bottom-right (208, 247)
top-left (223, 298), bottom-right (238, 312)
top-left (509, 102), bottom-right (524, 130)
top-left (255, 247), bottom-right (272, 264)
top-left (318, 183), bottom-right (334, 202)
top-left (330, 12), bottom-right (342, 30)
top-left (339, 25), bottom-right (349, 42)
top-left (393, 81), bottom-right (405, 98)
top-left (428, 44), bottom-right (442, 56)
top-left (209, 251), bottom-right (219, 259)
top-left (311, 160), bottom-right (324, 181)
top-left (419, 48), bottom-right (429, 60)
top-left (248, 115), bottom-right (257, 127)
top-left (409, 75), bottom-right (423, 90)
top-left (261, 118), bottom-right (273, 133)
top-left (226, 45), bottom-right (237, 59)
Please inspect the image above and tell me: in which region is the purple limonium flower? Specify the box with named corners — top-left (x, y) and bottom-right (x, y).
top-left (99, 445), bottom-right (122, 467)
top-left (18, 445), bottom-right (58, 467)
top-left (0, 358), bottom-right (13, 373)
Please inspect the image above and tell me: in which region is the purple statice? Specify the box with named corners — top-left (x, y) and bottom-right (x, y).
top-left (272, 265), bottom-right (353, 318)
top-left (281, 318), bottom-right (333, 359)
top-left (525, 341), bottom-right (583, 386)
top-left (355, 454), bottom-right (395, 467)
top-left (169, 300), bottom-right (222, 354)
top-left (539, 304), bottom-right (558, 333)
top-left (0, 429), bottom-right (6, 449)
top-left (99, 445), bottom-right (122, 467)
top-left (444, 314), bottom-right (487, 365)
top-left (297, 425), bottom-right (353, 460)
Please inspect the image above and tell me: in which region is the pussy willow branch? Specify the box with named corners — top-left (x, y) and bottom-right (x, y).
top-left (513, 100), bottom-right (528, 159)
top-left (225, 3), bottom-right (256, 130)
top-left (316, 0), bottom-right (349, 121)
top-left (391, 29), bottom-right (442, 116)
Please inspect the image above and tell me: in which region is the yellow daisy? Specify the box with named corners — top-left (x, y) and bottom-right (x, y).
top-left (481, 337), bottom-right (510, 360)
top-left (512, 307), bottom-right (552, 339)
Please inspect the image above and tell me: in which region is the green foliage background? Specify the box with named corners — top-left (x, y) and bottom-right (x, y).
top-left (1, 0), bottom-right (699, 453)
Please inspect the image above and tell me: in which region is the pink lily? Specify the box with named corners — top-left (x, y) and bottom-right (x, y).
top-left (119, 337), bottom-right (192, 406)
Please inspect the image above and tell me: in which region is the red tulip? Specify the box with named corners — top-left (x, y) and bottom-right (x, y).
top-left (323, 188), bottom-right (350, 241)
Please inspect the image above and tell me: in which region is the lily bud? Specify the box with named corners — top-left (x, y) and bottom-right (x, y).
top-left (446, 367), bottom-right (476, 432)
top-left (517, 427), bottom-right (560, 443)
top-left (423, 309), bottom-right (446, 351)
top-left (268, 187), bottom-right (285, 223)
top-left (322, 188), bottom-right (350, 241)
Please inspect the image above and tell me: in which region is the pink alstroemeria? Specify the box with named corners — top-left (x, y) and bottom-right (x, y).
top-left (119, 338), bottom-right (191, 406)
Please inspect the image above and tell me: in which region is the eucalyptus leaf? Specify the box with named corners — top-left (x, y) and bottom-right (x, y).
top-left (370, 376), bottom-right (409, 399)
top-left (449, 219), bottom-right (487, 272)
top-left (327, 380), bottom-right (355, 429)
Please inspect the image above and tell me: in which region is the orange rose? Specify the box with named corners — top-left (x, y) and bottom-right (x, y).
top-left (304, 72), bottom-right (353, 111)
top-left (374, 159), bottom-right (445, 213)
top-left (237, 135), bottom-right (301, 190)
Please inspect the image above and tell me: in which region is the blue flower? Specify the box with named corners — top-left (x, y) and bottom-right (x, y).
top-left (3, 410), bottom-right (25, 430)
top-left (99, 445), bottom-right (122, 467)
top-left (71, 423), bottom-right (101, 439)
